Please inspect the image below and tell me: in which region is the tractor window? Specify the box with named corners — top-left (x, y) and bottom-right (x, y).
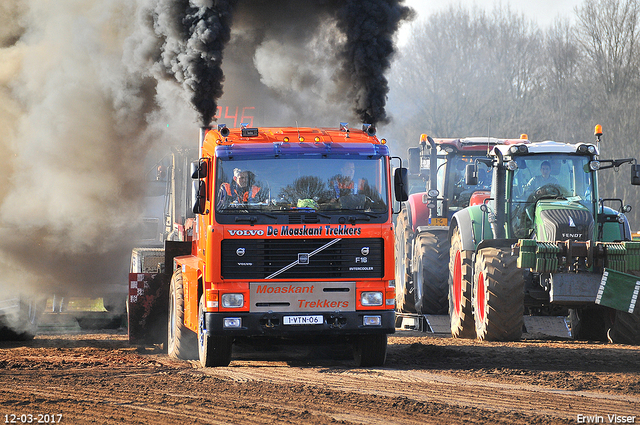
top-left (509, 154), bottom-right (595, 237)
top-left (447, 155), bottom-right (492, 216)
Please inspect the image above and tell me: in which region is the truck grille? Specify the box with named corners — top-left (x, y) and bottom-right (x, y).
top-left (221, 238), bottom-right (383, 279)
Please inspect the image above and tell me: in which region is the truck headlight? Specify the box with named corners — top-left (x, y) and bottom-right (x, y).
top-left (361, 291), bottom-right (383, 306)
top-left (221, 293), bottom-right (244, 308)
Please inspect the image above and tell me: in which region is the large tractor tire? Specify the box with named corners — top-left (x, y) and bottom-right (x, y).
top-left (568, 307), bottom-right (612, 342)
top-left (412, 230), bottom-right (449, 315)
top-left (394, 208), bottom-right (415, 313)
top-left (197, 295), bottom-right (233, 367)
top-left (448, 228), bottom-right (476, 339)
top-left (353, 334), bottom-right (387, 367)
top-left (473, 247), bottom-right (524, 341)
top-left (167, 270), bottom-right (198, 360)
top-left (608, 310), bottom-right (640, 345)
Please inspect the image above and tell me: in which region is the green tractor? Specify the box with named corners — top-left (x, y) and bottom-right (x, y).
top-left (448, 126), bottom-right (640, 343)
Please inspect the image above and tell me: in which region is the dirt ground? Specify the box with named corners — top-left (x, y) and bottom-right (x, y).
top-left (0, 324), bottom-right (639, 425)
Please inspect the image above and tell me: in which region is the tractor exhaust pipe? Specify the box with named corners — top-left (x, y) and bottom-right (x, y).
top-left (491, 148), bottom-right (506, 239)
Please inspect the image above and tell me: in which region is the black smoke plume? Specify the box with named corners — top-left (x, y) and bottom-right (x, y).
top-left (334, 0), bottom-right (414, 125)
top-left (141, 0), bottom-right (412, 127)
top-left (144, 0), bottom-right (238, 126)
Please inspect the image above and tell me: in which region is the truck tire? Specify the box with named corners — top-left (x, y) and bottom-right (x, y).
top-left (167, 270), bottom-right (198, 360)
top-left (353, 334), bottom-right (387, 367)
top-left (394, 208), bottom-right (415, 313)
top-left (449, 228), bottom-right (476, 339)
top-left (412, 230), bottom-right (449, 314)
top-left (473, 247), bottom-right (524, 341)
top-left (198, 295), bottom-right (233, 367)
top-left (568, 307), bottom-right (612, 342)
top-left (609, 310), bottom-right (640, 345)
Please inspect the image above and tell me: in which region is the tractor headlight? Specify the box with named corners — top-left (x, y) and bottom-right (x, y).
top-left (361, 291), bottom-right (383, 306)
top-left (589, 160), bottom-right (600, 171)
top-left (427, 189), bottom-right (439, 197)
top-left (509, 144), bottom-right (528, 154)
top-left (507, 160), bottom-right (518, 171)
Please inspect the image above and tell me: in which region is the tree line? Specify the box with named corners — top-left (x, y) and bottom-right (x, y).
top-left (385, 0), bottom-right (640, 228)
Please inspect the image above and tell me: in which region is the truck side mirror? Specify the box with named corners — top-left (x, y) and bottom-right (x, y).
top-left (192, 180), bottom-right (207, 214)
top-left (394, 167), bottom-right (409, 202)
top-left (191, 160), bottom-right (207, 179)
top-left (465, 163), bottom-right (478, 186)
top-left (632, 164), bottom-right (640, 185)
top-left (408, 148), bottom-right (420, 175)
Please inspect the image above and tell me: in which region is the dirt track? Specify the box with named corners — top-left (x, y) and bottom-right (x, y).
top-left (0, 328), bottom-right (638, 424)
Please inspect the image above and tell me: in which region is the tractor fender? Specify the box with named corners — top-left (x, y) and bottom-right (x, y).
top-left (469, 190), bottom-right (491, 207)
top-left (600, 205), bottom-right (632, 241)
top-left (407, 192), bottom-right (430, 232)
top-left (449, 209), bottom-right (476, 252)
top-left (449, 205), bottom-right (495, 252)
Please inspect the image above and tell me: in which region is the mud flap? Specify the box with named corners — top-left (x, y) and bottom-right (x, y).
top-left (596, 268), bottom-right (640, 313)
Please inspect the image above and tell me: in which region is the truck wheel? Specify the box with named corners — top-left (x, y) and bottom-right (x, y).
top-left (412, 230), bottom-right (449, 314)
top-left (353, 334), bottom-right (387, 367)
top-left (609, 310), bottom-right (640, 345)
top-left (197, 295), bottom-right (232, 367)
top-left (394, 208), bottom-right (415, 313)
top-left (167, 270), bottom-right (198, 360)
top-left (449, 229), bottom-right (476, 339)
top-left (569, 307), bottom-right (613, 342)
top-left (473, 247), bottom-right (524, 341)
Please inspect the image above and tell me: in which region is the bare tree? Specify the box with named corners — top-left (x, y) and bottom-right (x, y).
top-left (576, 0), bottom-right (640, 98)
top-left (575, 0), bottom-right (640, 219)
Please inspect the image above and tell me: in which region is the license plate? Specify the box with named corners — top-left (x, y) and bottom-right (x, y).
top-left (429, 217), bottom-right (448, 226)
top-left (283, 315), bottom-right (323, 325)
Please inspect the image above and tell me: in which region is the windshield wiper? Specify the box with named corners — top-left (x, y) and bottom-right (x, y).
top-left (324, 208), bottom-right (383, 224)
top-left (234, 212), bottom-right (278, 223)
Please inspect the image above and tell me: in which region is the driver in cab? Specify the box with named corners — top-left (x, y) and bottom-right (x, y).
top-left (525, 161), bottom-right (558, 193)
top-left (219, 168), bottom-right (263, 205)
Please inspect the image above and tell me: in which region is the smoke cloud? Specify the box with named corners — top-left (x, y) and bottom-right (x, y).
top-left (0, 0), bottom-right (412, 317)
top-left (0, 0), bottom-right (174, 303)
top-left (130, 0), bottom-right (413, 127)
top-left (222, 0), bottom-right (414, 126)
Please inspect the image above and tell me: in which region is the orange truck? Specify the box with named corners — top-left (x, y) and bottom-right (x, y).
top-left (128, 123), bottom-right (409, 367)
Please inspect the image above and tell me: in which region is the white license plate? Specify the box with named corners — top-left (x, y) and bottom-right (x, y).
top-left (283, 315), bottom-right (323, 325)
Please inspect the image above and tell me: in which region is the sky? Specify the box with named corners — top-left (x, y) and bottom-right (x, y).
top-left (399, 0), bottom-right (584, 43)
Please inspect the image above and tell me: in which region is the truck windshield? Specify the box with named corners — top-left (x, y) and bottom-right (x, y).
top-left (509, 154), bottom-right (595, 237)
top-left (215, 157), bottom-right (389, 214)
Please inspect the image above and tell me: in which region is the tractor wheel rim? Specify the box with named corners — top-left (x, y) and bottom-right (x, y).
top-left (453, 251), bottom-right (462, 315)
top-left (477, 272), bottom-right (486, 322)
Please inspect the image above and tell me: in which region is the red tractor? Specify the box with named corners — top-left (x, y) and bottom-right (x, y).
top-left (395, 134), bottom-right (528, 316)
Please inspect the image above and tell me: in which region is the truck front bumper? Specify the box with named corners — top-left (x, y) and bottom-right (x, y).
top-left (204, 310), bottom-right (395, 337)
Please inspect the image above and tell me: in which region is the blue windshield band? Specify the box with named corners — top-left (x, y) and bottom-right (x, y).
top-left (215, 142), bottom-right (389, 160)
